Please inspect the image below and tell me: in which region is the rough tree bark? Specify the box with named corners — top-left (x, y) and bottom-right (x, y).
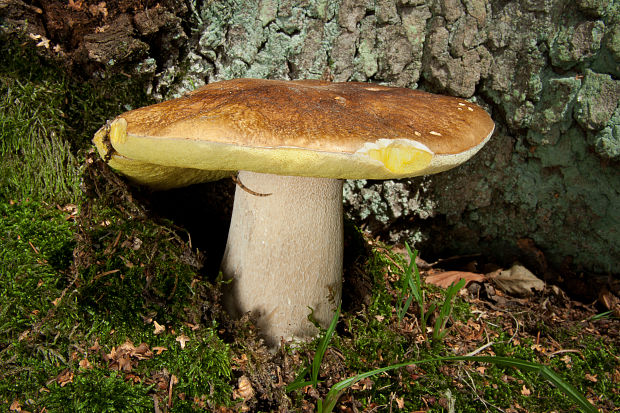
top-left (3, 0), bottom-right (618, 280)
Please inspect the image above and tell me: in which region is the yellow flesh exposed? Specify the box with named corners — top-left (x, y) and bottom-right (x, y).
top-left (365, 143), bottom-right (433, 174)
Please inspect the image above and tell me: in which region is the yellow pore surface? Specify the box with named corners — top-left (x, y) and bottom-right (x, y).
top-left (95, 117), bottom-right (438, 189)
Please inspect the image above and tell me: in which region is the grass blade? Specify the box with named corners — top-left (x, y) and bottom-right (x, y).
top-left (405, 243), bottom-right (423, 304)
top-left (398, 295), bottom-right (414, 321)
top-left (397, 257), bottom-right (414, 320)
top-left (320, 355), bottom-right (597, 413)
top-left (287, 305), bottom-right (341, 393)
top-left (433, 278), bottom-right (466, 342)
top-left (312, 304), bottom-right (340, 386)
top-left (285, 366), bottom-right (312, 392)
top-left (462, 356), bottom-right (598, 413)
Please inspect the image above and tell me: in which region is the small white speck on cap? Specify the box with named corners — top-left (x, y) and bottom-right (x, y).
top-left (429, 131), bottom-right (442, 136)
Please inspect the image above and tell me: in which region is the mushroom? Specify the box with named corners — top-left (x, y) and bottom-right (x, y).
top-left (93, 78), bottom-right (494, 346)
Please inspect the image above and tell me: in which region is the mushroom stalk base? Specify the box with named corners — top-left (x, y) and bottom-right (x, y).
top-left (221, 171), bottom-right (343, 347)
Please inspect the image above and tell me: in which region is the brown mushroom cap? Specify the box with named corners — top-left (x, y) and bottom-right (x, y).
top-left (93, 78), bottom-right (494, 189)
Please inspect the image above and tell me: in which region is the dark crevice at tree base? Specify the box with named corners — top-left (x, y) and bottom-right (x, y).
top-left (364, 210), bottom-right (619, 305)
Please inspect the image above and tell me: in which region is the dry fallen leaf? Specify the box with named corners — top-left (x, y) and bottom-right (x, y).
top-left (176, 334), bottom-right (190, 349)
top-left (585, 373), bottom-right (598, 383)
top-left (350, 377), bottom-right (373, 391)
top-left (32, 36), bottom-right (50, 49)
top-left (131, 342), bottom-right (153, 360)
top-left (395, 396), bottom-right (405, 409)
top-left (67, 0), bottom-right (83, 11)
top-left (232, 353), bottom-right (249, 368)
top-left (487, 264), bottom-right (544, 296)
top-left (152, 346), bottom-right (168, 355)
top-left (125, 373), bottom-right (142, 383)
top-left (612, 369), bottom-right (620, 383)
top-left (117, 354), bottom-right (133, 371)
top-left (89, 341), bottom-right (101, 352)
top-left (184, 322), bottom-right (200, 331)
top-left (79, 358), bottom-right (92, 369)
top-left (153, 321), bottom-right (165, 335)
top-left (233, 376), bottom-right (255, 400)
top-left (95, 24), bottom-right (110, 33)
top-left (521, 385), bottom-right (531, 396)
top-left (57, 369), bottom-right (74, 387)
top-left (560, 355), bottom-right (572, 368)
top-left (89, 1), bottom-right (108, 18)
top-left (598, 288), bottom-right (620, 317)
top-left (103, 341), bottom-right (153, 371)
top-left (9, 400), bottom-right (21, 412)
top-left (168, 374), bottom-right (179, 408)
top-left (193, 395), bottom-right (208, 409)
top-left (425, 271), bottom-right (485, 289)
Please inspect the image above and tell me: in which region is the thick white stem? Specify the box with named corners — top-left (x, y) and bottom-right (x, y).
top-left (221, 171), bottom-right (343, 346)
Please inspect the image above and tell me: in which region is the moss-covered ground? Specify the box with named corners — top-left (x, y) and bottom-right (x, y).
top-left (1, 33), bottom-right (618, 412)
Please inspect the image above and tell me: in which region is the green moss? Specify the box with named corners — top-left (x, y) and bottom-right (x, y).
top-left (0, 28), bottom-right (233, 413)
top-left (0, 171), bottom-right (233, 411)
top-left (152, 329), bottom-right (233, 408)
top-left (0, 201), bottom-right (75, 341)
top-left (76, 207), bottom-right (200, 329)
top-left (0, 66), bottom-right (81, 203)
top-left (486, 332), bottom-right (619, 411)
top-left (38, 369), bottom-right (154, 412)
top-left (0, 32), bottom-right (153, 204)
top-left (0, 200), bottom-right (76, 405)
